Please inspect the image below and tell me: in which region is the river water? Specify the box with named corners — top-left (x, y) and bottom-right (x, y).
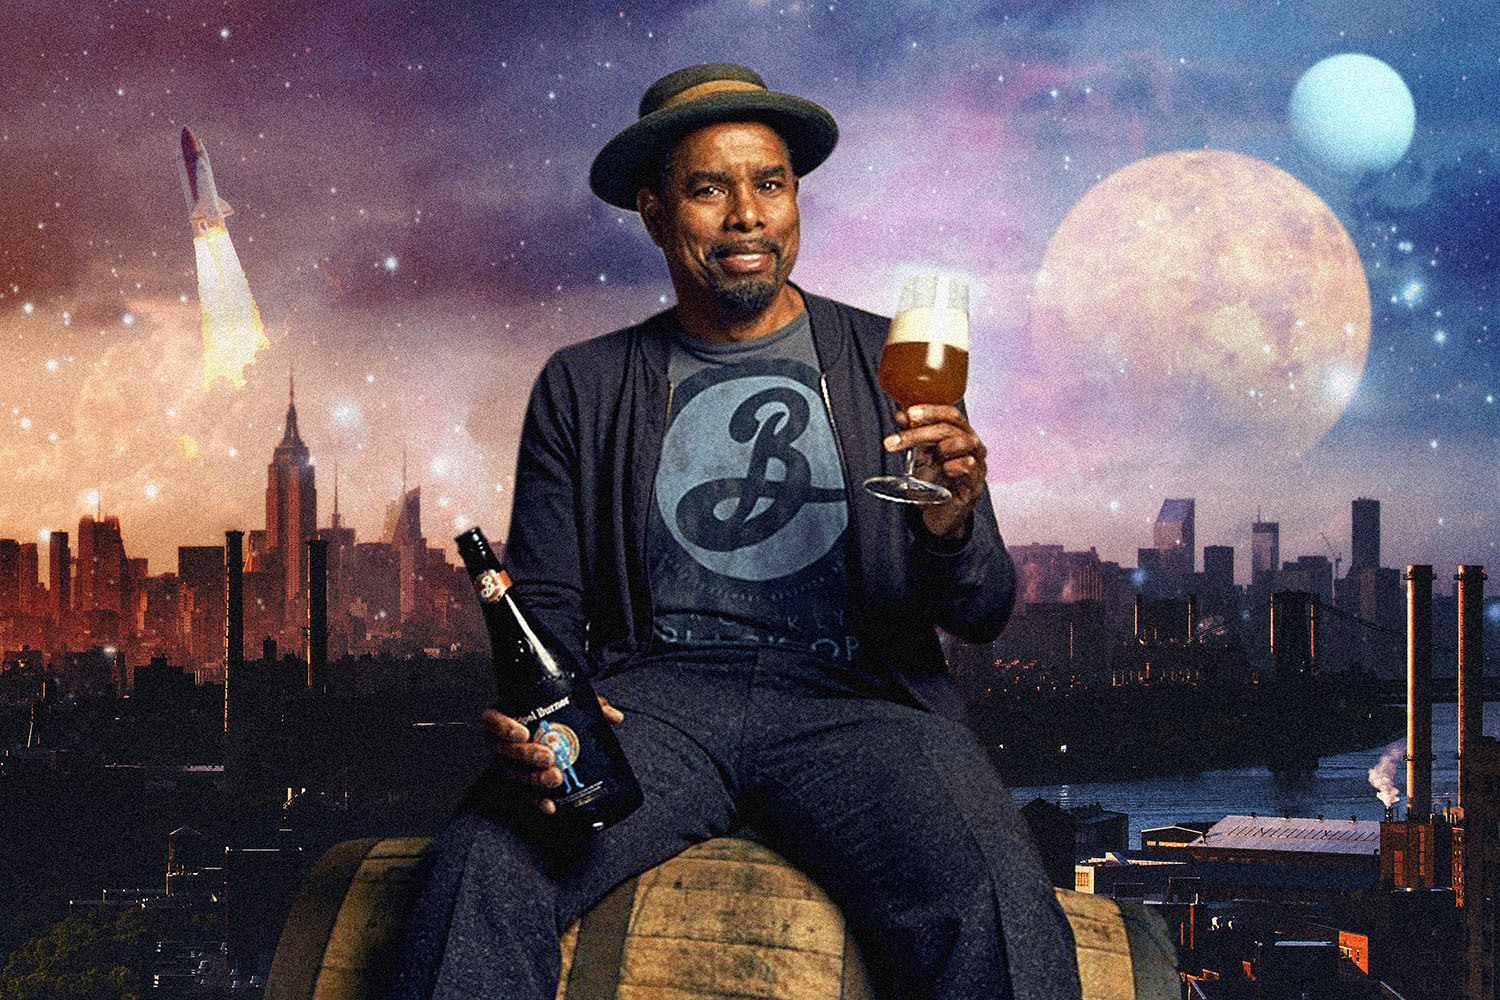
top-left (1010, 701), bottom-right (1492, 849)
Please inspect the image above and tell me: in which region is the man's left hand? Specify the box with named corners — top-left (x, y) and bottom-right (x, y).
top-left (884, 404), bottom-right (988, 541)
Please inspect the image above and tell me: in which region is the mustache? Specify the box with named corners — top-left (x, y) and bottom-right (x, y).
top-left (710, 239), bottom-right (781, 259)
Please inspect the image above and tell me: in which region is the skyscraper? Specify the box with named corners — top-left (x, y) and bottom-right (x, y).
top-left (386, 484), bottom-right (424, 623)
top-left (18, 542), bottom-right (39, 616)
top-left (1351, 497), bottom-right (1380, 572)
top-left (75, 516), bottom-right (128, 615)
top-left (1203, 545), bottom-right (1234, 593)
top-left (1153, 498), bottom-right (1195, 580)
top-left (264, 374), bottom-right (317, 620)
top-left (179, 545), bottom-right (226, 670)
top-left (1251, 519), bottom-right (1279, 584)
top-left (48, 530), bottom-right (70, 624)
top-left (0, 540), bottom-right (19, 618)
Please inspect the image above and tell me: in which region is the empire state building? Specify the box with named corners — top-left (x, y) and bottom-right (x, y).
top-left (265, 375), bottom-right (317, 620)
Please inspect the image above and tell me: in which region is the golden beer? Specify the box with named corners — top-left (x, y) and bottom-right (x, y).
top-left (878, 341), bottom-right (969, 407)
top-left (864, 276), bottom-right (971, 504)
top-left (877, 301), bottom-right (970, 406)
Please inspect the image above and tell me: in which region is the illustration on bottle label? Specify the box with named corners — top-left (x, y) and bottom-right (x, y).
top-left (536, 719), bottom-right (583, 792)
top-left (476, 569), bottom-right (507, 603)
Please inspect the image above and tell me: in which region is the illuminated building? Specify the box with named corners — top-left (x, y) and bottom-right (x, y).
top-left (1153, 498), bottom-right (1195, 582)
top-left (1463, 739), bottom-right (1500, 1000)
top-left (17, 542), bottom-right (39, 617)
top-left (261, 375), bottom-right (318, 627)
top-left (385, 482), bottom-right (424, 624)
top-left (179, 545), bottom-right (226, 672)
top-left (75, 515), bottom-right (129, 617)
top-left (1251, 519), bottom-right (1279, 584)
top-left (316, 465), bottom-right (356, 657)
top-left (48, 530), bottom-right (70, 623)
top-left (0, 539), bottom-right (19, 617)
top-left (1185, 815), bottom-right (1381, 903)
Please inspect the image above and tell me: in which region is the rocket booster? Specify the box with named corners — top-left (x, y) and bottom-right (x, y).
top-left (177, 128), bottom-right (233, 236)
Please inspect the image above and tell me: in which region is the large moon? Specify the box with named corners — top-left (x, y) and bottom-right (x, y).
top-left (1030, 150), bottom-right (1370, 466)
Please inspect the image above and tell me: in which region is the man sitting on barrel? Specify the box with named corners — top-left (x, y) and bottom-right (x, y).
top-left (394, 63), bottom-right (1081, 1000)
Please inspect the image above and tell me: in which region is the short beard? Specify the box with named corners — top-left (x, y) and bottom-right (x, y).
top-left (710, 276), bottom-right (780, 318)
top-left (706, 239), bottom-right (784, 318)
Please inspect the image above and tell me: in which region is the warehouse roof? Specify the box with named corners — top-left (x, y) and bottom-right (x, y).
top-left (1194, 815), bottom-right (1380, 855)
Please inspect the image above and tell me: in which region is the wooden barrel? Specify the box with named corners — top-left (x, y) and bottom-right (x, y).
top-left (265, 836), bottom-right (1177, 1000)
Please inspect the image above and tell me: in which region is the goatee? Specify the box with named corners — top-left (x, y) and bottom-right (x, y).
top-left (711, 277), bottom-right (779, 318)
top-left (709, 239), bottom-right (783, 318)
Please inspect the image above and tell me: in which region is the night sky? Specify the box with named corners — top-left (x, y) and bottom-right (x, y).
top-left (0, 0), bottom-right (1495, 588)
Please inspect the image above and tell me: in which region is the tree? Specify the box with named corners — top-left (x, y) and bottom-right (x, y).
top-left (0, 909), bottom-right (150, 1000)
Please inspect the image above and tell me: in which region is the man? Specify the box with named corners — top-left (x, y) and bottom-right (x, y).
top-left (396, 64), bottom-right (1080, 999)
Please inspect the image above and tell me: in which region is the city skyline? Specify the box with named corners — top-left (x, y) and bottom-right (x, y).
top-left (0, 2), bottom-right (1495, 583)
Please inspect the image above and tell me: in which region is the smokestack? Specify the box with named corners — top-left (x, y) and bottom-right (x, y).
top-left (1134, 594), bottom-right (1142, 641)
top-left (1457, 565), bottom-right (1487, 808)
top-left (1186, 594), bottom-right (1197, 643)
top-left (1406, 565), bottom-right (1434, 820)
top-left (306, 538), bottom-right (328, 693)
top-left (224, 531), bottom-right (243, 736)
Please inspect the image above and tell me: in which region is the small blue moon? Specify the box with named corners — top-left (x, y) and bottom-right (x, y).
top-left (1288, 54), bottom-right (1415, 174)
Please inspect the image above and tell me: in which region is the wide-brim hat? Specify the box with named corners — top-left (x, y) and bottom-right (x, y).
top-left (589, 63), bottom-right (839, 211)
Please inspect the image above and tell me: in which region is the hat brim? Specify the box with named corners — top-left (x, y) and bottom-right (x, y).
top-left (589, 91), bottom-right (838, 210)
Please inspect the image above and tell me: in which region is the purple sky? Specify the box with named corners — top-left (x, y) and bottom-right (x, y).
top-left (0, 0), bottom-right (1495, 586)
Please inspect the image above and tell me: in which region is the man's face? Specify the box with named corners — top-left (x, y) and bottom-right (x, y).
top-left (639, 121), bottom-right (801, 320)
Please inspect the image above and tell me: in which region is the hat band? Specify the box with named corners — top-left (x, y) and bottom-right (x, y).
top-left (656, 79), bottom-right (766, 112)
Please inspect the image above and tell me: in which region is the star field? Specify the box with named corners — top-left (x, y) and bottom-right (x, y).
top-left (0, 0), bottom-right (1494, 582)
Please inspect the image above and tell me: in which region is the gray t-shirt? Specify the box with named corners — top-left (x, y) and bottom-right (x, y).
top-left (647, 312), bottom-right (858, 661)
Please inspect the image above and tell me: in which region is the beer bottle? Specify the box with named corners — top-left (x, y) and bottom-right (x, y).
top-left (456, 527), bottom-right (643, 832)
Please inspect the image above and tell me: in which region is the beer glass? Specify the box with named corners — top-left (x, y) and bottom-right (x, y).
top-left (863, 274), bottom-right (970, 504)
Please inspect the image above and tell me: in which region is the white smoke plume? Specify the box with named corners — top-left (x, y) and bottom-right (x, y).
top-left (1368, 740), bottom-right (1405, 810)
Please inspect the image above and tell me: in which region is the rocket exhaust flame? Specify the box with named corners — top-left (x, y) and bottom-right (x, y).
top-left (178, 128), bottom-right (268, 387)
top-left (193, 229), bottom-right (268, 388)
top-left (1368, 740), bottom-right (1405, 810)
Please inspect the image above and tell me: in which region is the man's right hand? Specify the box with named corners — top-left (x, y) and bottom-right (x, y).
top-left (481, 696), bottom-right (625, 815)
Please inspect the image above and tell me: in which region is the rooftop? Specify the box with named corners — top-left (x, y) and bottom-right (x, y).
top-left (1156, 498), bottom-right (1194, 524)
top-left (1195, 815), bottom-right (1380, 855)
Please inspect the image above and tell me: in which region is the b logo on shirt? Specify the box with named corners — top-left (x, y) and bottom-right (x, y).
top-left (656, 365), bottom-right (847, 582)
top-left (676, 386), bottom-right (844, 552)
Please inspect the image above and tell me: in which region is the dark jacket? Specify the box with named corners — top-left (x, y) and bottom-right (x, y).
top-left (501, 290), bottom-right (1015, 719)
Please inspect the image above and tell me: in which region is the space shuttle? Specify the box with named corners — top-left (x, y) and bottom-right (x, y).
top-left (177, 127), bottom-right (233, 237)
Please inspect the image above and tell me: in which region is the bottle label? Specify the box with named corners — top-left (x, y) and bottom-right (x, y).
top-left (517, 695), bottom-right (608, 809)
top-left (476, 569), bottom-right (508, 603)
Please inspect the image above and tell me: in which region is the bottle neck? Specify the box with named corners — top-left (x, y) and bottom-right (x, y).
top-left (476, 590), bottom-right (569, 684)
top-left (499, 591), bottom-right (567, 679)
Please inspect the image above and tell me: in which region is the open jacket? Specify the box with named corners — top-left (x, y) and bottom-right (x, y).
top-left (501, 290), bottom-right (1015, 720)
